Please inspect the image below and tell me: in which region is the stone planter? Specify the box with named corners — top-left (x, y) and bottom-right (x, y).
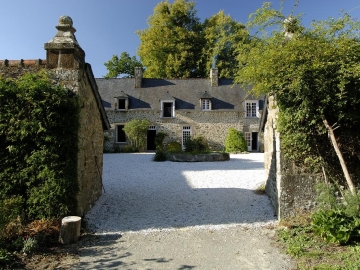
top-left (166, 152), bottom-right (230, 162)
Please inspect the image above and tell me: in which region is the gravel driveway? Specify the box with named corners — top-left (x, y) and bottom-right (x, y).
top-left (77, 153), bottom-right (295, 269)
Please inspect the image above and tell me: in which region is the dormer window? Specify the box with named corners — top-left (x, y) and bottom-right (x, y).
top-left (201, 99), bottom-right (211, 110)
top-left (114, 91), bottom-right (128, 111)
top-left (160, 92), bottom-right (175, 118)
top-left (200, 91), bottom-right (212, 111)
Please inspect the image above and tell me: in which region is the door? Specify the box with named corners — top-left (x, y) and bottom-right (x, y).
top-left (245, 132), bottom-right (258, 152)
top-left (147, 129), bottom-right (156, 151)
top-left (245, 132), bottom-right (252, 151)
top-left (251, 132), bottom-right (258, 151)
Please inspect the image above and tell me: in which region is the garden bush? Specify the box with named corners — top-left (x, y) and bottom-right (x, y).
top-left (155, 132), bottom-right (168, 151)
top-left (153, 150), bottom-right (168, 162)
top-left (184, 135), bottom-right (209, 153)
top-left (166, 141), bottom-right (182, 153)
top-left (225, 128), bottom-right (247, 153)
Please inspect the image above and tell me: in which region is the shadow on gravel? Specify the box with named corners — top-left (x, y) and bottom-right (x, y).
top-left (85, 153), bottom-right (275, 233)
top-left (75, 234), bottom-right (196, 269)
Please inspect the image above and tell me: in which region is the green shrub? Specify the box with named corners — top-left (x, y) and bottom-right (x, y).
top-left (312, 209), bottom-right (360, 245)
top-left (123, 119), bottom-right (151, 151)
top-left (22, 236), bottom-right (39, 255)
top-left (312, 183), bottom-right (360, 245)
top-left (166, 141), bottom-right (182, 153)
top-left (153, 150), bottom-right (168, 162)
top-left (155, 132), bottom-right (168, 151)
top-left (225, 128), bottom-right (247, 153)
top-left (184, 135), bottom-right (209, 153)
top-left (0, 72), bottom-right (79, 220)
top-left (0, 197), bottom-right (23, 240)
top-left (122, 145), bottom-right (139, 153)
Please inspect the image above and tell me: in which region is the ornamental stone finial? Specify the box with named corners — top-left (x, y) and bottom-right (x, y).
top-left (44, 15), bottom-right (85, 69)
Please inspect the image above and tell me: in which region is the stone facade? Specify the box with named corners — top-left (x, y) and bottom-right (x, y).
top-left (263, 96), bottom-right (319, 219)
top-left (0, 16), bottom-right (110, 216)
top-left (97, 71), bottom-right (264, 152)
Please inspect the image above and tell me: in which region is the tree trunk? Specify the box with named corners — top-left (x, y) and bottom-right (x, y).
top-left (59, 216), bottom-right (81, 244)
top-left (323, 116), bottom-right (356, 195)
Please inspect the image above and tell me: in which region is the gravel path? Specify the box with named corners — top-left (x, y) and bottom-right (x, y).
top-left (77, 153), bottom-right (296, 269)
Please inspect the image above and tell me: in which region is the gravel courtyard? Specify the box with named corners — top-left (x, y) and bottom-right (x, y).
top-left (77, 153), bottom-right (295, 269)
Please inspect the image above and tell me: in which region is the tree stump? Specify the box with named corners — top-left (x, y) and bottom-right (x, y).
top-left (59, 216), bottom-right (81, 244)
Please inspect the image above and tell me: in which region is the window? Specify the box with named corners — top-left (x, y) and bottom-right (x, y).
top-left (245, 100), bottom-right (259, 118)
top-left (117, 99), bottom-right (126, 110)
top-left (116, 125), bottom-right (126, 143)
top-left (201, 99), bottom-right (211, 110)
top-left (182, 126), bottom-right (191, 150)
top-left (161, 101), bottom-right (175, 118)
top-left (114, 92), bottom-right (128, 110)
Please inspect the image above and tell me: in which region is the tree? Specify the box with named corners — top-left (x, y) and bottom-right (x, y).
top-left (104, 52), bottom-right (142, 78)
top-left (134, 0), bottom-right (248, 78)
top-left (201, 11), bottom-right (249, 78)
top-left (137, 0), bottom-right (204, 78)
top-left (235, 3), bottom-right (360, 193)
top-left (123, 119), bottom-right (151, 151)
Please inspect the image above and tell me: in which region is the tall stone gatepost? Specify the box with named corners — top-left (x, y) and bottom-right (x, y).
top-left (264, 96), bottom-right (319, 219)
top-left (45, 16), bottom-right (110, 216)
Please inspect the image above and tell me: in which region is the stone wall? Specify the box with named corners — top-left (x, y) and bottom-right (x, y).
top-left (1, 16), bottom-right (109, 217)
top-left (264, 96), bottom-right (319, 219)
top-left (104, 109), bottom-right (261, 151)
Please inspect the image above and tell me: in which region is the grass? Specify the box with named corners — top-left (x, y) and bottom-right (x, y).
top-left (276, 214), bottom-right (360, 269)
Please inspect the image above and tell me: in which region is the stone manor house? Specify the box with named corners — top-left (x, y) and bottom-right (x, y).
top-left (97, 67), bottom-right (265, 152)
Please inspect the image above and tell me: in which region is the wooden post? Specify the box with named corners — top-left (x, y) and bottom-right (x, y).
top-left (59, 216), bottom-right (81, 244)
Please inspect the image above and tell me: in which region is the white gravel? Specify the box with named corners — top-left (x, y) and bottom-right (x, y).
top-left (84, 153), bottom-right (278, 234)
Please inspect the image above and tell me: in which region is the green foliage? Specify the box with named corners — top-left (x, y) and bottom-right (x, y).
top-left (135, 0), bottom-right (248, 78)
top-left (153, 150), bottom-right (168, 162)
top-left (0, 197), bottom-right (23, 239)
top-left (312, 183), bottom-right (360, 245)
top-left (104, 51), bottom-right (142, 78)
top-left (166, 141), bottom-right (182, 153)
top-left (155, 131), bottom-right (168, 151)
top-left (277, 214), bottom-right (360, 269)
top-left (123, 119), bottom-right (151, 151)
top-left (0, 72), bottom-right (80, 220)
top-left (0, 248), bottom-right (14, 266)
top-left (184, 135), bottom-right (209, 153)
top-left (201, 11), bottom-right (249, 78)
top-left (225, 128), bottom-right (247, 153)
top-left (312, 209), bottom-right (360, 245)
top-left (22, 236), bottom-right (39, 255)
top-left (235, 4), bottom-right (360, 188)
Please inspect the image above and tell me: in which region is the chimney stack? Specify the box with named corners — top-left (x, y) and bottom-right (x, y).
top-left (210, 68), bottom-right (218, 87)
top-left (134, 67), bottom-right (143, 88)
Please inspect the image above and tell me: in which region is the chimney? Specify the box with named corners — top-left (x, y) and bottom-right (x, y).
top-left (44, 16), bottom-right (85, 69)
top-left (210, 68), bottom-right (218, 87)
top-left (134, 67), bottom-right (143, 88)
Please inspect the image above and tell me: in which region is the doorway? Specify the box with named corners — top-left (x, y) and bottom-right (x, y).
top-left (147, 129), bottom-right (156, 151)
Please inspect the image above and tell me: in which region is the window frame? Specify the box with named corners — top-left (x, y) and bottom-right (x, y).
top-left (201, 98), bottom-right (212, 111)
top-left (245, 100), bottom-right (259, 118)
top-left (161, 100), bottom-right (175, 118)
top-left (182, 126), bottom-right (192, 150)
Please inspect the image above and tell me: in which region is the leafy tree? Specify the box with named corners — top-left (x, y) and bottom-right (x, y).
top-left (235, 3), bottom-right (360, 193)
top-left (104, 51), bottom-right (142, 78)
top-left (123, 119), bottom-right (151, 151)
top-left (137, 0), bottom-right (204, 78)
top-left (201, 11), bottom-right (249, 78)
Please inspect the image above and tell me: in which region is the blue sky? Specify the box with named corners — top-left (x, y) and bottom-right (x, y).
top-left (1, 0), bottom-right (360, 78)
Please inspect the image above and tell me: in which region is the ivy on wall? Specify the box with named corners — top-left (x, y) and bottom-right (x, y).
top-left (0, 72), bottom-right (80, 220)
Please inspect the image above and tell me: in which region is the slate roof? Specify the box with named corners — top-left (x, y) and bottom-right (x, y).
top-left (96, 78), bottom-right (256, 111)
